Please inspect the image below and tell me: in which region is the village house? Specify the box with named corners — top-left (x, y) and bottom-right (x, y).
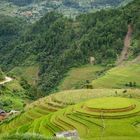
top-left (0, 109), bottom-right (6, 121)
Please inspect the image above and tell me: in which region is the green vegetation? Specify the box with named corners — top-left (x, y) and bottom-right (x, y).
top-left (0, 133), bottom-right (66, 140)
top-left (0, 0), bottom-right (139, 96)
top-left (93, 63), bottom-right (140, 88)
top-left (9, 66), bottom-right (39, 85)
top-left (1, 89), bottom-right (140, 134)
top-left (0, 81), bottom-right (27, 111)
top-left (58, 65), bottom-right (105, 90)
top-left (2, 96), bottom-right (140, 140)
top-left (0, 94), bottom-right (24, 112)
top-left (0, 0), bottom-right (140, 139)
top-left (5, 79), bottom-right (23, 91)
top-left (0, 66), bottom-right (38, 112)
top-left (0, 68), bottom-right (5, 81)
top-left (0, 15), bottom-right (25, 70)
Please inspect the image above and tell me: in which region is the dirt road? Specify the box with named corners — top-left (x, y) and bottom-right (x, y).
top-left (0, 76), bottom-right (13, 85)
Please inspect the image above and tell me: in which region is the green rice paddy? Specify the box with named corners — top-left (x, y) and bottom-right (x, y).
top-left (7, 97), bottom-right (140, 140)
top-left (92, 64), bottom-right (140, 88)
top-left (1, 89), bottom-right (140, 140)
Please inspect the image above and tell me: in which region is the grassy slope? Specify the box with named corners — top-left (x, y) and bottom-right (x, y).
top-left (9, 66), bottom-right (39, 86)
top-left (5, 79), bottom-right (23, 91)
top-left (1, 62), bottom-right (140, 137)
top-left (92, 63), bottom-right (140, 88)
top-left (58, 65), bottom-right (105, 90)
top-left (0, 66), bottom-right (39, 111)
top-left (0, 78), bottom-right (26, 111)
top-left (0, 1), bottom-right (139, 139)
top-left (0, 62), bottom-right (140, 137)
top-left (0, 133), bottom-right (66, 140)
top-left (0, 95), bottom-right (24, 111)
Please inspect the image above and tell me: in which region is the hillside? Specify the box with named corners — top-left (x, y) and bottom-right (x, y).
top-left (0, 0), bottom-right (133, 22)
top-left (0, 69), bottom-right (5, 81)
top-left (58, 65), bottom-right (105, 90)
top-left (0, 65), bottom-right (39, 112)
top-left (0, 0), bottom-right (139, 96)
top-left (92, 63), bottom-right (140, 88)
top-left (0, 0), bottom-right (140, 139)
top-left (17, 97), bottom-right (140, 140)
top-left (1, 89), bottom-right (140, 139)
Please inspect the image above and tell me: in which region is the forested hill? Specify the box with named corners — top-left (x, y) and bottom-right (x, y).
top-left (0, 0), bottom-right (140, 96)
top-left (0, 16), bottom-right (26, 64)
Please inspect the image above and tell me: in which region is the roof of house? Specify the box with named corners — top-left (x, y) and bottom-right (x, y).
top-left (0, 109), bottom-right (6, 114)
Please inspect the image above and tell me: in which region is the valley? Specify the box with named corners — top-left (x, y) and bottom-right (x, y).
top-left (0, 0), bottom-right (140, 140)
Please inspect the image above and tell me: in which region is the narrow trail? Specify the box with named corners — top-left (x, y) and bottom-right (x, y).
top-left (116, 24), bottom-right (133, 65)
top-left (0, 76), bottom-right (13, 85)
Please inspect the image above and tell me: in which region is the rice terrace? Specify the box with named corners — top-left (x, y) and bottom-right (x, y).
top-left (1, 89), bottom-right (140, 140)
top-left (0, 0), bottom-right (140, 140)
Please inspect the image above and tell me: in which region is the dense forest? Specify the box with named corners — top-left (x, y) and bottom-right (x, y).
top-left (0, 0), bottom-right (140, 96)
top-left (0, 69), bottom-right (4, 81)
top-left (0, 16), bottom-right (25, 64)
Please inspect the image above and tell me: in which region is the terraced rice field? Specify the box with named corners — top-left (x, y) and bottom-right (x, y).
top-left (58, 65), bottom-right (105, 90)
top-left (9, 97), bottom-right (140, 140)
top-left (1, 89), bottom-right (140, 139)
top-left (0, 96), bottom-right (69, 133)
top-left (92, 64), bottom-right (140, 88)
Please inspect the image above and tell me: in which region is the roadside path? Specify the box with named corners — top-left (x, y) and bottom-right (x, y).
top-left (0, 76), bottom-right (13, 85)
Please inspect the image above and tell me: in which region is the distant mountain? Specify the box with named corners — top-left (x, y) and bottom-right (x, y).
top-left (0, 0), bottom-right (133, 22)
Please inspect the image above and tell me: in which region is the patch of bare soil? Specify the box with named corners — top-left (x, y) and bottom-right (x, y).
top-left (116, 24), bottom-right (133, 65)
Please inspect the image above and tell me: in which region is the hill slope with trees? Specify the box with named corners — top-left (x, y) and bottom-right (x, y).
top-left (0, 0), bottom-right (140, 96)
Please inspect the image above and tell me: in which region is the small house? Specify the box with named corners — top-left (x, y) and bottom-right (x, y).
top-left (56, 130), bottom-right (80, 140)
top-left (0, 109), bottom-right (6, 121)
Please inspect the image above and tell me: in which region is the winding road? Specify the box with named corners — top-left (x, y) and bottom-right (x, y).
top-left (0, 76), bottom-right (13, 85)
